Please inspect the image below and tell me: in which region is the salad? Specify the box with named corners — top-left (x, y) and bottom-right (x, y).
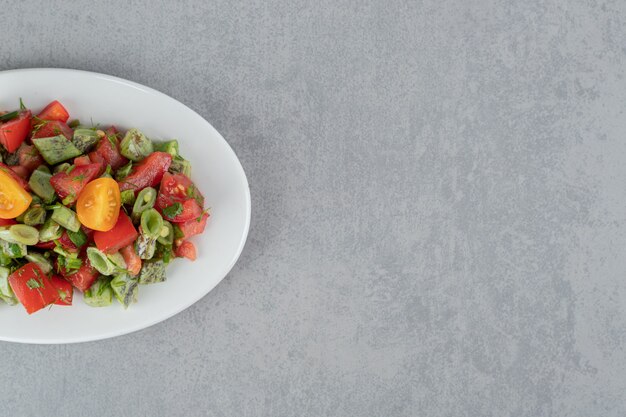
top-left (0, 99), bottom-right (209, 313)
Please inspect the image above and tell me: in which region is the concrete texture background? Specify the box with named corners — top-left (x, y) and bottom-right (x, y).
top-left (1, 0), bottom-right (625, 415)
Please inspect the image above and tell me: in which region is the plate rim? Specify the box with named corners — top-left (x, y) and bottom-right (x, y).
top-left (0, 67), bottom-right (251, 344)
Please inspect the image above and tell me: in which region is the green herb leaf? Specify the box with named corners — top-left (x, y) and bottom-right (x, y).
top-left (19, 98), bottom-right (26, 111)
top-left (67, 119), bottom-right (80, 128)
top-left (0, 111), bottom-right (19, 122)
top-left (66, 229), bottom-right (87, 248)
top-left (162, 203), bottom-right (182, 219)
top-left (26, 278), bottom-right (42, 289)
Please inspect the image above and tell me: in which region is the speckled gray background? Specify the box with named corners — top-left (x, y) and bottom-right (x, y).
top-left (0, 0), bottom-right (625, 415)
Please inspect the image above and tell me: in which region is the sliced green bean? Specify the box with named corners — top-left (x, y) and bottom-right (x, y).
top-left (84, 276), bottom-right (113, 307)
top-left (157, 220), bottom-right (174, 246)
top-left (140, 209), bottom-right (163, 239)
top-left (135, 234), bottom-right (156, 260)
top-left (0, 266), bottom-right (16, 305)
top-left (153, 139), bottom-right (178, 156)
top-left (0, 225), bottom-right (39, 246)
top-left (29, 168), bottom-right (56, 203)
top-left (86, 247), bottom-right (116, 276)
top-left (39, 218), bottom-right (62, 242)
top-left (120, 128), bottom-right (153, 161)
top-left (51, 206), bottom-right (80, 232)
top-left (53, 163), bottom-right (71, 174)
top-left (0, 240), bottom-right (27, 258)
top-left (132, 187), bottom-right (157, 221)
top-left (110, 273), bottom-right (139, 308)
top-left (23, 206), bottom-right (47, 226)
top-left (120, 189), bottom-right (136, 206)
top-left (138, 259), bottom-right (166, 284)
top-left (169, 155), bottom-right (191, 177)
top-left (24, 253), bottom-right (52, 274)
top-left (107, 252), bottom-right (126, 271)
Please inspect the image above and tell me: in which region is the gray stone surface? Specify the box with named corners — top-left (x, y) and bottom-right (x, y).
top-left (0, 0), bottom-right (625, 415)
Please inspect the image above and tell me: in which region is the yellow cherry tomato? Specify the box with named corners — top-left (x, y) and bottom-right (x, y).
top-left (0, 169), bottom-right (32, 219)
top-left (76, 178), bottom-right (121, 231)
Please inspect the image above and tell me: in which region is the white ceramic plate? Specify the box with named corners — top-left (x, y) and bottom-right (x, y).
top-left (0, 68), bottom-right (250, 343)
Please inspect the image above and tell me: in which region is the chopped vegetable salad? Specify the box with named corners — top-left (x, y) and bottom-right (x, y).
top-left (0, 99), bottom-right (209, 313)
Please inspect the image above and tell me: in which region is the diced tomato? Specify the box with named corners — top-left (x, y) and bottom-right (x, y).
top-left (120, 244), bottom-right (142, 276)
top-left (74, 155), bottom-right (91, 166)
top-left (58, 231), bottom-right (79, 253)
top-left (154, 173), bottom-right (205, 223)
top-left (0, 218), bottom-right (17, 227)
top-left (9, 165), bottom-right (29, 180)
top-left (157, 172), bottom-right (193, 200)
top-left (50, 163), bottom-right (101, 204)
top-left (93, 211), bottom-right (138, 254)
top-left (177, 213), bottom-right (209, 239)
top-left (35, 241), bottom-right (55, 250)
top-left (157, 195), bottom-right (202, 223)
top-left (59, 257), bottom-right (99, 292)
top-left (0, 162), bottom-right (30, 191)
top-left (118, 152), bottom-right (171, 193)
top-left (50, 275), bottom-right (73, 306)
top-left (91, 132), bottom-right (127, 170)
top-left (175, 241), bottom-right (197, 261)
top-left (37, 100), bottom-right (69, 123)
top-left (8, 263), bottom-right (59, 314)
top-left (32, 120), bottom-right (72, 140)
top-left (0, 110), bottom-right (32, 152)
top-left (17, 144), bottom-right (44, 172)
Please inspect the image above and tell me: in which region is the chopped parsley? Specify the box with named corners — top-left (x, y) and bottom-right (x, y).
top-left (26, 278), bottom-right (43, 289)
top-left (162, 202), bottom-right (183, 219)
top-left (0, 111), bottom-right (19, 122)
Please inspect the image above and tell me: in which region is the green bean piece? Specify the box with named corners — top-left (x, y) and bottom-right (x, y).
top-left (72, 128), bottom-right (100, 153)
top-left (0, 240), bottom-right (27, 258)
top-left (169, 155), bottom-right (191, 177)
top-left (153, 139), bottom-right (179, 156)
top-left (24, 253), bottom-right (52, 274)
top-left (8, 225), bottom-right (39, 245)
top-left (86, 247), bottom-right (116, 276)
top-left (120, 189), bottom-right (136, 206)
top-left (35, 165), bottom-right (51, 174)
top-left (140, 209), bottom-right (163, 239)
top-left (107, 252), bottom-right (127, 271)
top-left (33, 135), bottom-right (82, 165)
top-left (84, 276), bottom-right (113, 307)
top-left (39, 218), bottom-right (62, 242)
top-left (135, 234), bottom-right (156, 260)
top-left (157, 220), bottom-right (174, 246)
top-left (120, 128), bottom-right (153, 161)
top-left (51, 206), bottom-right (80, 232)
top-left (138, 259), bottom-right (166, 284)
top-left (0, 249), bottom-right (12, 267)
top-left (53, 162), bottom-right (71, 174)
top-left (110, 273), bottom-right (139, 308)
top-left (132, 187), bottom-right (157, 221)
top-left (23, 206), bottom-right (47, 226)
top-left (0, 267), bottom-right (16, 305)
top-left (28, 169), bottom-right (56, 203)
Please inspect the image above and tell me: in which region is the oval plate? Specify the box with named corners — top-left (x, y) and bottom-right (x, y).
top-left (0, 68), bottom-right (250, 343)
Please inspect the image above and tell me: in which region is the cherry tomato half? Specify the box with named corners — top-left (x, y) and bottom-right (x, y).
top-left (76, 178), bottom-right (121, 232)
top-left (0, 169), bottom-right (32, 219)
